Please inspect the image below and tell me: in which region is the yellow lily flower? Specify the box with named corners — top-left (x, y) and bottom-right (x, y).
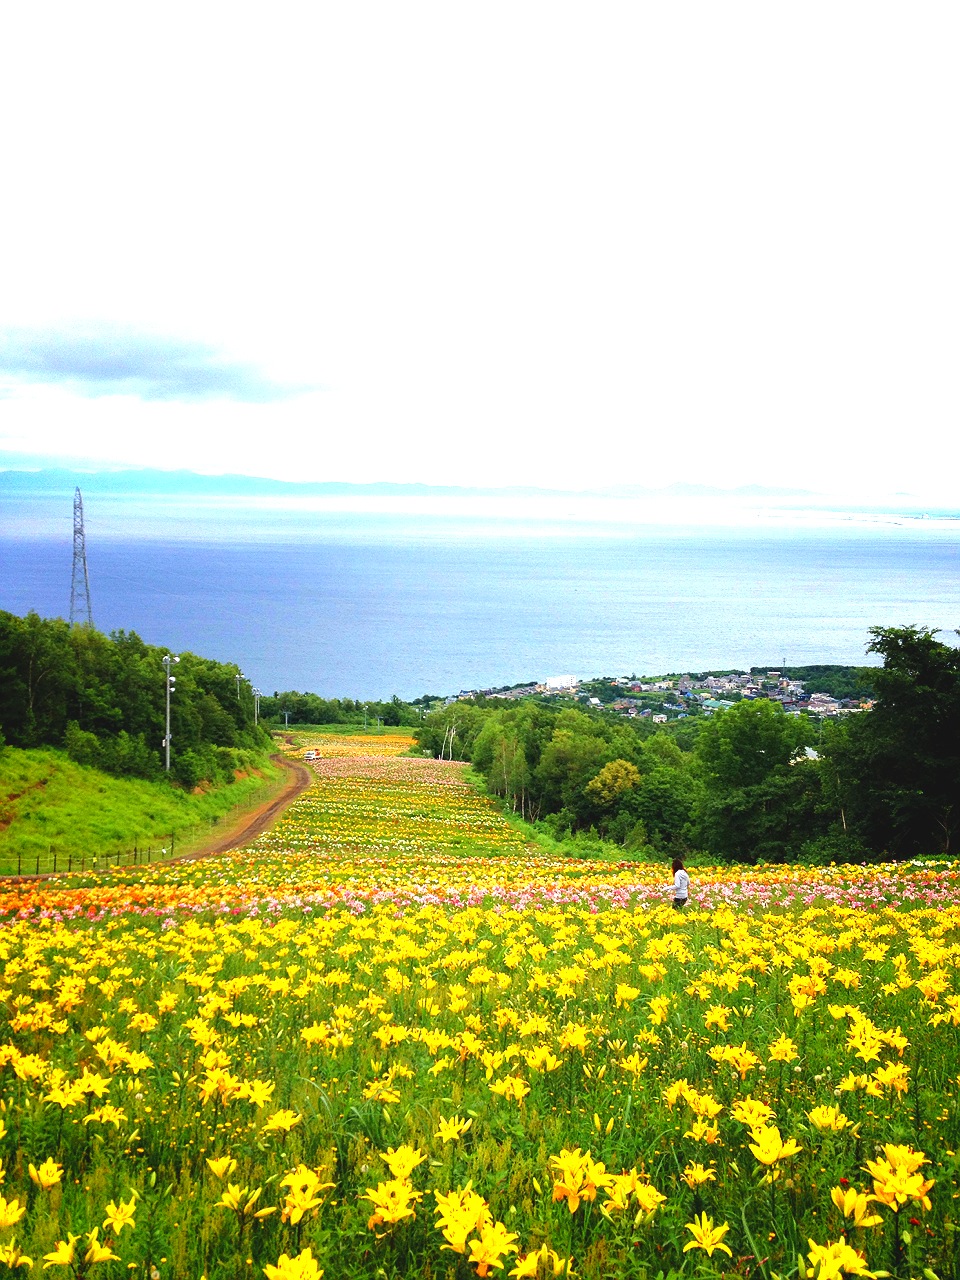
top-left (683, 1212), bottom-right (733, 1258)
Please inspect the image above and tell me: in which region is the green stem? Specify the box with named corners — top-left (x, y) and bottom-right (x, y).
top-left (740, 1205), bottom-right (771, 1280)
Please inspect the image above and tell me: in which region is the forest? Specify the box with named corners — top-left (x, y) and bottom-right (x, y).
top-left (0, 610), bottom-right (270, 787)
top-left (257, 689), bottom-right (429, 727)
top-left (415, 626), bottom-right (960, 865)
top-left (2, 611), bottom-right (957, 864)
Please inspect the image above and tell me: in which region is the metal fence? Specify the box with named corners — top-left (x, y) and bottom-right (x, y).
top-left (13, 841), bottom-right (176, 877)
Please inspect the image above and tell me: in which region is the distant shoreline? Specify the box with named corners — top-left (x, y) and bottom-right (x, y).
top-left (4, 461), bottom-right (955, 508)
top-left (0, 464), bottom-right (816, 500)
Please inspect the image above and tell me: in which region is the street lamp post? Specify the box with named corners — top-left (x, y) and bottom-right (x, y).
top-left (162, 654), bottom-right (180, 772)
top-left (253, 687), bottom-right (261, 727)
top-left (235, 673), bottom-right (242, 701)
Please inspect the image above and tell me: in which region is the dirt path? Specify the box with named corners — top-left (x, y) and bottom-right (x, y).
top-left (172, 754), bottom-right (313, 862)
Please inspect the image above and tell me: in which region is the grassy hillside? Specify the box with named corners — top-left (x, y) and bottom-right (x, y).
top-left (0, 746), bottom-right (283, 874)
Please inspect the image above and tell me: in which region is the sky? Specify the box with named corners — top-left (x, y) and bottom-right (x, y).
top-left (1, 4), bottom-right (958, 502)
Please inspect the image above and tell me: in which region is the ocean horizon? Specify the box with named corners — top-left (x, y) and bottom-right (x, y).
top-left (2, 490), bottom-right (959, 700)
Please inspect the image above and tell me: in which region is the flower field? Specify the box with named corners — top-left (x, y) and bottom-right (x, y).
top-left (0, 737), bottom-right (958, 1279)
top-left (293, 734), bottom-right (420, 759)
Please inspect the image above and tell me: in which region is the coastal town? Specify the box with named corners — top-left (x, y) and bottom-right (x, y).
top-left (451, 668), bottom-right (873, 722)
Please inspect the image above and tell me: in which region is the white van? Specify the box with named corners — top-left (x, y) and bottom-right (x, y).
top-left (303, 750), bottom-right (318, 761)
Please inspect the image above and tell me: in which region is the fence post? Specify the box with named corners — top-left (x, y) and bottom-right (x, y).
top-left (35, 855), bottom-right (40, 876)
top-left (53, 851), bottom-right (57, 874)
top-left (68, 853), bottom-right (72, 873)
top-left (17, 851), bottom-right (21, 876)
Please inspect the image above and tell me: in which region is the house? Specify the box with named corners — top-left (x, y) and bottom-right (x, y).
top-left (807, 693), bottom-right (841, 716)
top-left (702, 699), bottom-right (735, 713)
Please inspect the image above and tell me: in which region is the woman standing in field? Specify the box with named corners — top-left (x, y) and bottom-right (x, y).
top-left (671, 857), bottom-right (690, 909)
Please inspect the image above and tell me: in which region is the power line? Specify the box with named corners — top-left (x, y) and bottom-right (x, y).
top-left (69, 487), bottom-right (94, 627)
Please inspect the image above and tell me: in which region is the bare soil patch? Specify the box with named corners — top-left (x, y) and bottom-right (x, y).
top-left (169, 754), bottom-right (313, 862)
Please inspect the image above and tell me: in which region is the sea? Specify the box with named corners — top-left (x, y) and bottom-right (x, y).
top-left (2, 490), bottom-right (959, 699)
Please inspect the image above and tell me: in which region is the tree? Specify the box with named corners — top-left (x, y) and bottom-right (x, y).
top-left (415, 702), bottom-right (488, 761)
top-left (473, 717), bottom-right (534, 817)
top-left (630, 765), bottom-right (702, 850)
top-left (585, 759), bottom-right (641, 806)
top-left (469, 703), bottom-right (554, 819)
top-left (694, 699), bottom-right (820, 862)
top-left (534, 712), bottom-right (614, 823)
top-left (825, 626), bottom-right (960, 857)
top-left (0, 611), bottom-right (75, 745)
top-left (0, 611), bottom-right (269, 784)
top-left (695, 698), bottom-right (813, 790)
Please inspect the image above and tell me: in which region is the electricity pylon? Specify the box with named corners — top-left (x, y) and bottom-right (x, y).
top-left (69, 487), bottom-right (94, 627)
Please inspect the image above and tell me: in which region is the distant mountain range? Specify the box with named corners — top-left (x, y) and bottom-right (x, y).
top-left (0, 465), bottom-right (814, 501)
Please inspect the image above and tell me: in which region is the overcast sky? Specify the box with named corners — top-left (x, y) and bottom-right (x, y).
top-left (1, 4), bottom-right (958, 500)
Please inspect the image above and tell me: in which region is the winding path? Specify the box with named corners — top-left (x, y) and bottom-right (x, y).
top-left (173, 754), bottom-right (313, 861)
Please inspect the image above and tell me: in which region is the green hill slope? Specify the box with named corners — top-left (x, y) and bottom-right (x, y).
top-left (0, 746), bottom-right (282, 874)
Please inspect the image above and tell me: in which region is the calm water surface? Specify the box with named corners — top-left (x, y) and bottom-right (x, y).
top-left (2, 494), bottom-right (958, 698)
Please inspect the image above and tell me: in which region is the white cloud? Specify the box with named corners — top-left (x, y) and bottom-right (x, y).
top-left (1, 3), bottom-right (958, 500)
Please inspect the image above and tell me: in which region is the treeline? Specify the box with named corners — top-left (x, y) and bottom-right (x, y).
top-left (0, 611), bottom-right (270, 787)
top-left (258, 691), bottom-right (429, 728)
top-left (415, 627), bottom-right (960, 863)
top-left (757, 665), bottom-right (871, 701)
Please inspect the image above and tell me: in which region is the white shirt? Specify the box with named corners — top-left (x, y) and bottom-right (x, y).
top-left (674, 869), bottom-right (689, 899)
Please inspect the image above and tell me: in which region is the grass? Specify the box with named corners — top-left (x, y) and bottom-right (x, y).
top-left (0, 746), bottom-right (284, 874)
